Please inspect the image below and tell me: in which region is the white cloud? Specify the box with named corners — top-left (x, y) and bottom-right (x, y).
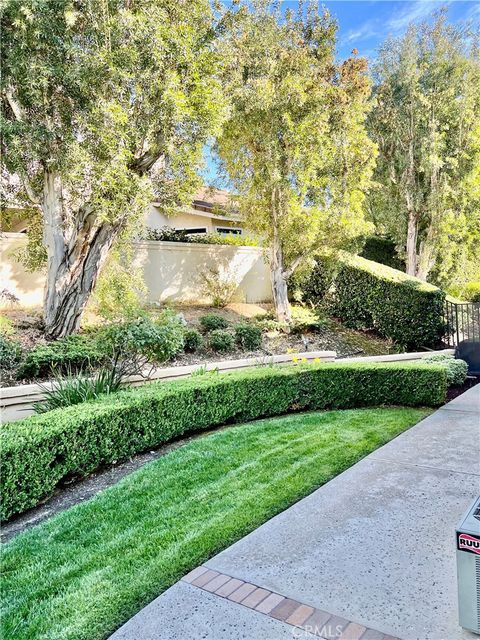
top-left (388, 0), bottom-right (450, 32)
top-left (344, 20), bottom-right (380, 43)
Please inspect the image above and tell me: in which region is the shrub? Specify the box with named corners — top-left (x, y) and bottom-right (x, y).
top-left (307, 253), bottom-right (446, 349)
top-left (0, 334), bottom-right (22, 371)
top-left (462, 282), bottom-right (480, 303)
top-left (200, 267), bottom-right (237, 307)
top-left (360, 236), bottom-right (405, 271)
top-left (90, 252), bottom-right (146, 322)
top-left (199, 313), bottom-right (229, 332)
top-left (295, 254), bottom-right (339, 305)
top-left (34, 366), bottom-right (124, 414)
top-left (422, 354), bottom-right (468, 386)
top-left (0, 288), bottom-right (19, 308)
top-left (145, 226), bottom-right (190, 242)
top-left (209, 329), bottom-right (234, 352)
top-left (144, 228), bottom-right (258, 247)
top-left (17, 335), bottom-right (105, 379)
top-left (184, 328), bottom-right (204, 353)
top-left (101, 312), bottom-right (184, 363)
top-left (191, 232), bottom-right (258, 247)
top-left (235, 323), bottom-right (263, 350)
top-left (290, 306), bottom-right (329, 334)
top-left (1, 362), bottom-right (447, 520)
top-left (0, 315), bottom-right (14, 336)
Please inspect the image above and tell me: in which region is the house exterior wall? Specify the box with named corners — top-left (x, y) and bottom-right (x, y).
top-left (0, 234), bottom-right (272, 308)
top-left (145, 204), bottom-right (246, 235)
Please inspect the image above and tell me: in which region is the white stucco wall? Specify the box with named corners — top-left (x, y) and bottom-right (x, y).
top-left (0, 235), bottom-right (272, 308)
top-left (135, 240), bottom-right (272, 304)
top-left (0, 233), bottom-right (45, 307)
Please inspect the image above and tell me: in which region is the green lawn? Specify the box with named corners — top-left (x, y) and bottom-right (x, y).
top-left (2, 406), bottom-right (430, 640)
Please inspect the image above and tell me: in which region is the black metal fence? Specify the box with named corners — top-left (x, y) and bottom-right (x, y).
top-left (444, 300), bottom-right (480, 347)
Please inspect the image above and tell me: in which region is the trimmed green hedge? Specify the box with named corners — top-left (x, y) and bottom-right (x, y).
top-left (1, 362), bottom-right (446, 521)
top-left (360, 236), bottom-right (405, 271)
top-left (307, 253), bottom-right (446, 348)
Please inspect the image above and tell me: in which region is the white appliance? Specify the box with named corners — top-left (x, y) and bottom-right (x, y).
top-left (457, 496), bottom-right (480, 633)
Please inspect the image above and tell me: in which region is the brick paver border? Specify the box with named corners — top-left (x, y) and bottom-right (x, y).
top-left (182, 565), bottom-right (399, 640)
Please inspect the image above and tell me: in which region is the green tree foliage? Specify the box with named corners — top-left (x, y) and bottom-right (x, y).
top-left (1, 0), bottom-right (224, 337)
top-left (215, 1), bottom-right (376, 322)
top-left (368, 11), bottom-right (480, 284)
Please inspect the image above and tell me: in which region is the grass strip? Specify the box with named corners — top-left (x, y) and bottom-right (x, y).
top-left (1, 406), bottom-right (430, 640)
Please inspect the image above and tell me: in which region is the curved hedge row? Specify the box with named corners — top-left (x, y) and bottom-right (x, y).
top-left (307, 253), bottom-right (446, 348)
top-left (1, 362), bottom-right (446, 521)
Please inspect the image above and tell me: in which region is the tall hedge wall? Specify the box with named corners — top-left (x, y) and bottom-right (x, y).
top-left (307, 253), bottom-right (446, 348)
top-left (360, 236), bottom-right (405, 271)
top-left (1, 361), bottom-right (446, 521)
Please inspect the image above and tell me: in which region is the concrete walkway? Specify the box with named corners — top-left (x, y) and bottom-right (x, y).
top-left (110, 385), bottom-right (480, 640)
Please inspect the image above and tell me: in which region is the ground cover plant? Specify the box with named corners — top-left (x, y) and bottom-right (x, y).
top-left (2, 406), bottom-right (431, 640)
top-left (1, 362), bottom-right (446, 520)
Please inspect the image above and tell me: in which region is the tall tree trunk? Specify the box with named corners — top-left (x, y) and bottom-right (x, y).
top-left (269, 186), bottom-right (291, 324)
top-left (42, 171), bottom-right (120, 338)
top-left (405, 207), bottom-right (418, 277)
top-left (416, 224), bottom-right (436, 281)
top-left (270, 227), bottom-right (291, 324)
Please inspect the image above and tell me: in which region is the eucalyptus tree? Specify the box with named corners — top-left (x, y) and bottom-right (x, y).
top-left (368, 12), bottom-right (480, 281)
top-left (1, 0), bottom-right (224, 337)
top-left (216, 1), bottom-right (376, 322)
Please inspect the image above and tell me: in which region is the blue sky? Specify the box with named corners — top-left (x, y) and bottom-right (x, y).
top-left (202, 0), bottom-right (479, 186)
top-left (327, 0), bottom-right (479, 59)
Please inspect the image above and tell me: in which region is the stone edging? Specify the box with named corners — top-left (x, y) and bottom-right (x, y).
top-left (182, 565), bottom-right (400, 640)
top-left (0, 348), bottom-right (454, 418)
top-left (0, 350), bottom-right (336, 409)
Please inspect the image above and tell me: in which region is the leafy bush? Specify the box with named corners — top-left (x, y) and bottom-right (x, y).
top-left (307, 253), bottom-right (446, 349)
top-left (199, 313), bottom-right (229, 332)
top-left (360, 236), bottom-right (405, 271)
top-left (0, 315), bottom-right (14, 336)
top-left (90, 252), bottom-right (146, 322)
top-left (235, 323), bottom-right (262, 350)
top-left (200, 267), bottom-right (238, 307)
top-left (145, 228), bottom-right (258, 247)
top-left (191, 232), bottom-right (258, 247)
top-left (34, 366), bottom-right (124, 414)
top-left (101, 312), bottom-right (184, 363)
top-left (290, 306), bottom-right (329, 334)
top-left (17, 335), bottom-right (105, 379)
top-left (209, 329), bottom-right (234, 352)
top-left (0, 288), bottom-right (19, 308)
top-left (0, 334), bottom-right (22, 371)
top-left (295, 254), bottom-right (339, 305)
top-left (463, 282), bottom-right (480, 303)
top-left (422, 354), bottom-right (468, 386)
top-left (1, 362), bottom-right (447, 520)
top-left (184, 328), bottom-right (204, 353)
top-left (145, 227), bottom-right (191, 242)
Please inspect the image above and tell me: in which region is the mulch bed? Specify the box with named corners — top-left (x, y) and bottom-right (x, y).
top-left (446, 375), bottom-right (479, 402)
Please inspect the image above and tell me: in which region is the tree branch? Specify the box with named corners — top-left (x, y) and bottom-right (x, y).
top-left (129, 149), bottom-right (166, 175)
top-left (5, 87), bottom-right (41, 205)
top-left (283, 252), bottom-right (308, 280)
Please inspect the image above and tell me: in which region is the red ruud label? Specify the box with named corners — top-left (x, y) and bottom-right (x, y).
top-left (457, 532), bottom-right (480, 555)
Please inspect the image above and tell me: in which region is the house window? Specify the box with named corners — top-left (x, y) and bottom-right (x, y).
top-left (216, 227), bottom-right (242, 235)
top-left (182, 228), bottom-right (207, 235)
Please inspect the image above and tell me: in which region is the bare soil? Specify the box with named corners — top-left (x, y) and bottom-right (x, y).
top-left (1, 303), bottom-right (395, 387)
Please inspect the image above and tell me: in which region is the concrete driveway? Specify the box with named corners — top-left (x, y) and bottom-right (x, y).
top-left (111, 385), bottom-right (479, 640)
